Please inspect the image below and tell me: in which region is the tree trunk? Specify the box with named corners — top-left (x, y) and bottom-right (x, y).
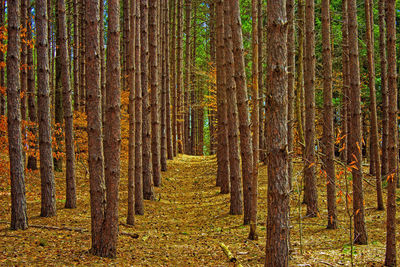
top-left (176, 0), bottom-right (183, 153)
top-left (384, 0), bottom-right (397, 264)
top-left (79, 0), bottom-right (85, 111)
top-left (101, 0), bottom-right (122, 256)
top-left (304, 0), bottom-right (318, 217)
top-left (141, 0), bottom-right (155, 200)
top-left (149, 0), bottom-right (161, 187)
top-left (7, 0), bottom-right (29, 230)
top-left (73, 0), bottom-right (79, 111)
top-left (20, 0), bottom-right (28, 163)
top-left (100, 0), bottom-right (105, 125)
top-left (134, 0), bottom-right (144, 215)
top-left (224, 0), bottom-right (242, 216)
top-left (340, 0), bottom-right (349, 163)
top-left (265, 0), bottom-right (289, 263)
top-left (248, 0), bottom-right (259, 240)
top-left (184, 0), bottom-right (191, 155)
top-left (216, 0), bottom-right (230, 194)
top-left (58, 0), bottom-right (76, 209)
top-left (36, 0), bottom-right (57, 218)
top-left (127, 0), bottom-right (135, 226)
top-left (379, 0), bottom-right (388, 178)
top-left (166, 0), bottom-right (173, 160)
top-left (347, 0), bottom-right (368, 245)
top-left (171, 0), bottom-right (177, 156)
top-left (160, 0), bottom-right (168, 171)
top-left (364, 0), bottom-right (384, 211)
top-left (85, 0), bottom-right (106, 255)
top-left (0, 0), bottom-right (5, 116)
top-left (321, 0), bottom-right (337, 229)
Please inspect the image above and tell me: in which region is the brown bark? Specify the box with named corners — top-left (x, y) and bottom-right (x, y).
top-left (20, 0), bottom-right (27, 147)
top-left (150, 0), bottom-right (162, 187)
top-left (191, 7), bottom-right (197, 155)
top-left (304, 0), bottom-right (318, 217)
top-left (100, 0), bottom-right (105, 124)
top-left (7, 0), bottom-right (29, 230)
top-left (347, 0), bottom-right (368, 245)
top-left (184, 0), bottom-right (191, 155)
top-left (79, 0), bottom-right (85, 111)
top-left (135, 0), bottom-right (144, 215)
top-left (216, 0), bottom-right (230, 194)
top-left (58, 0), bottom-right (76, 209)
top-left (224, 0), bottom-right (242, 216)
top-left (73, 0), bottom-right (79, 111)
top-left (141, 0), bottom-right (155, 200)
top-left (258, 0), bottom-right (264, 163)
top-left (364, 0), bottom-right (384, 211)
top-left (166, 0), bottom-right (173, 160)
top-left (36, 0), bottom-right (57, 218)
top-left (287, 0), bottom-right (295, 190)
top-left (160, 0), bottom-right (168, 171)
top-left (341, 0), bottom-right (349, 163)
top-left (321, 0), bottom-right (337, 229)
top-left (127, 0), bottom-right (135, 226)
top-left (171, 0), bottom-right (177, 156)
top-left (85, 0), bottom-right (106, 254)
top-left (101, 0), bottom-right (122, 256)
top-left (176, 0), bottom-right (183, 153)
top-left (265, 0), bottom-right (289, 263)
top-left (379, 0), bottom-right (388, 177)
top-left (384, 0), bottom-right (397, 264)
top-left (249, 0), bottom-right (259, 240)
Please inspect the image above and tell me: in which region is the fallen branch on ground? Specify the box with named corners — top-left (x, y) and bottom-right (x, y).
top-left (220, 242), bottom-right (243, 267)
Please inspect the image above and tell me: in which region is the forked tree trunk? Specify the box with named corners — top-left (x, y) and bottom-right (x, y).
top-left (224, 0), bottom-right (242, 216)
top-left (36, 0), bottom-right (57, 218)
top-left (384, 0), bottom-right (397, 265)
top-left (58, 0), bottom-right (76, 209)
top-left (347, 0), bottom-right (368, 245)
top-left (265, 0), bottom-right (289, 263)
top-left (7, 0), bottom-right (29, 230)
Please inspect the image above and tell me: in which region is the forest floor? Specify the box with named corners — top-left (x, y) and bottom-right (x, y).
top-left (0, 154), bottom-right (399, 266)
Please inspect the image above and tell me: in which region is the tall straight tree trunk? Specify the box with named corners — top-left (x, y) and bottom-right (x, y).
top-left (191, 6), bottom-right (197, 155)
top-left (224, 0), bottom-right (242, 216)
top-left (127, 0), bottom-right (135, 226)
top-left (230, 0), bottom-right (254, 224)
top-left (341, 0), bottom-right (349, 163)
top-left (176, 0), bottom-right (183, 153)
top-left (79, 0), bottom-right (85, 111)
top-left (36, 0), bottom-right (56, 218)
top-left (379, 0), bottom-right (388, 177)
top-left (160, 0), bottom-right (168, 171)
top-left (265, 0), bottom-right (289, 263)
top-left (295, 0), bottom-right (305, 154)
top-left (141, 0), bottom-right (155, 200)
top-left (86, 0), bottom-right (106, 255)
top-left (321, 0), bottom-right (337, 229)
top-left (100, 0), bottom-right (106, 124)
top-left (135, 0), bottom-right (144, 215)
top-left (149, 0), bottom-right (161, 187)
top-left (249, 0), bottom-right (259, 240)
top-left (365, 0), bottom-right (384, 210)
top-left (122, 0), bottom-right (130, 92)
top-left (27, 3), bottom-right (38, 171)
top-left (304, 0), bottom-right (318, 217)
top-left (384, 0), bottom-right (397, 264)
top-left (184, 0), bottom-right (191, 155)
top-left (208, 1), bottom-right (216, 155)
top-left (20, 0), bottom-right (27, 156)
top-left (73, 0), bottom-right (79, 111)
top-left (166, 0), bottom-right (173, 160)
top-left (216, 0), bottom-right (229, 194)
top-left (347, 0), bottom-right (368, 245)
top-left (101, 0), bottom-right (122, 256)
top-left (171, 0), bottom-right (177, 156)
top-left (287, 0), bottom-right (295, 190)
top-left (7, 0), bottom-right (29, 230)
top-left (58, 0), bottom-right (76, 209)
top-left (258, 0), bottom-right (264, 163)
